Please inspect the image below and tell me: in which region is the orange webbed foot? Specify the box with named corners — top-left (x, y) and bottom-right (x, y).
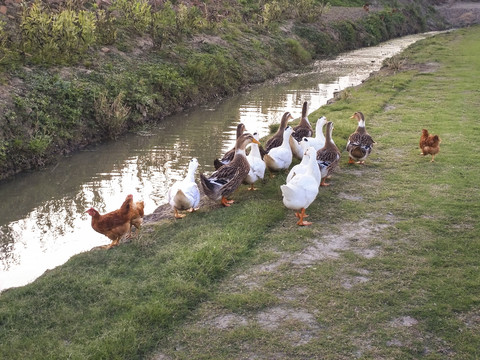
top-left (174, 209), bottom-right (186, 219)
top-left (296, 208), bottom-right (312, 226)
top-left (221, 197), bottom-right (234, 207)
top-left (297, 220), bottom-right (313, 226)
top-left (320, 179), bottom-right (330, 187)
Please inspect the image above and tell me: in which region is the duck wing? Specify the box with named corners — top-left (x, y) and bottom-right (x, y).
top-left (317, 149), bottom-right (340, 177)
top-left (292, 126), bottom-right (312, 142)
top-left (265, 136), bottom-right (283, 153)
top-left (214, 147), bottom-right (235, 169)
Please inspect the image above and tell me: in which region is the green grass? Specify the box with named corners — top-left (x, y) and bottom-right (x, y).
top-left (1, 26), bottom-right (480, 359)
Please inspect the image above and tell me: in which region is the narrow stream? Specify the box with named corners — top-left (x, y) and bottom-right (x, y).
top-left (0, 32), bottom-right (439, 292)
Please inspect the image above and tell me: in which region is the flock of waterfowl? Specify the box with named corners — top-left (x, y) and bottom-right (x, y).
top-left (169, 101), bottom-right (374, 226)
top-left (87, 100), bottom-right (441, 247)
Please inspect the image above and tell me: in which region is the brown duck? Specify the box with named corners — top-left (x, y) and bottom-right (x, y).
top-left (214, 123), bottom-right (246, 170)
top-left (292, 101), bottom-right (313, 142)
top-left (346, 111), bottom-right (375, 165)
top-left (201, 133), bottom-right (260, 207)
top-left (316, 121), bottom-right (341, 186)
top-left (264, 112), bottom-right (293, 153)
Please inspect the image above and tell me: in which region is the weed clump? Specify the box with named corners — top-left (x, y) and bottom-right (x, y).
top-left (94, 91), bottom-right (130, 139)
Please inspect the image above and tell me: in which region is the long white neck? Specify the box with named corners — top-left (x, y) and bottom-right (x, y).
top-left (316, 124), bottom-right (326, 141)
top-left (249, 143), bottom-right (261, 158)
top-left (299, 152), bottom-right (310, 166)
top-left (307, 151), bottom-right (320, 177)
top-left (282, 131), bottom-right (292, 147)
top-left (186, 166), bottom-right (197, 182)
top-left (358, 119), bottom-right (365, 128)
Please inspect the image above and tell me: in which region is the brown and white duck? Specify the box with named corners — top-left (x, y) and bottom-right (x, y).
top-left (264, 112), bottom-right (293, 153)
top-left (201, 133), bottom-right (260, 207)
top-left (346, 111), bottom-right (375, 165)
top-left (290, 101), bottom-right (314, 159)
top-left (292, 101), bottom-right (313, 141)
top-left (316, 121), bottom-right (341, 186)
top-left (214, 123), bottom-right (246, 170)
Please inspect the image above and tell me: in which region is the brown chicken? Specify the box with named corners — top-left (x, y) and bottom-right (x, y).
top-left (128, 200), bottom-right (144, 237)
top-left (419, 129), bottom-right (441, 162)
top-left (86, 194), bottom-right (134, 249)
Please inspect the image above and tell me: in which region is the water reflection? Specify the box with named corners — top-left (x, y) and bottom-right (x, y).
top-left (0, 33), bottom-right (437, 292)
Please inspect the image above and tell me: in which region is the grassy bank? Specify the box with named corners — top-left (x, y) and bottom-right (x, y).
top-left (1, 25), bottom-right (480, 359)
top-left (0, 0), bottom-right (441, 180)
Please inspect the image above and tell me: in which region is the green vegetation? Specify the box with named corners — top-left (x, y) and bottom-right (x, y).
top-left (1, 26), bottom-right (480, 359)
top-left (0, 0), bottom-right (438, 179)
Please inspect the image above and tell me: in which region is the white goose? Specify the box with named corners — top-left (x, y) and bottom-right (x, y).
top-left (264, 126), bottom-right (295, 173)
top-left (281, 146), bottom-right (320, 226)
top-left (300, 116), bottom-right (327, 151)
top-left (245, 132), bottom-right (266, 190)
top-left (286, 145), bottom-right (321, 186)
top-left (167, 158), bottom-right (201, 218)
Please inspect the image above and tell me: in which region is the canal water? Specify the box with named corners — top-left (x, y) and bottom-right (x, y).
top-left (0, 32), bottom-right (439, 292)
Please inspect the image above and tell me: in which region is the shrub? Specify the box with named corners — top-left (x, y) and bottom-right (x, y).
top-left (261, 1), bottom-right (285, 27)
top-left (110, 0), bottom-right (152, 34)
top-left (151, 2), bottom-right (206, 47)
top-left (0, 20), bottom-right (17, 66)
top-left (176, 3), bottom-right (207, 36)
top-left (95, 9), bottom-right (117, 45)
top-left (285, 38), bottom-right (311, 64)
top-left (150, 65), bottom-right (196, 104)
top-left (334, 21), bottom-right (358, 50)
top-left (28, 134), bottom-right (51, 154)
top-left (292, 0), bottom-right (330, 23)
top-left (184, 51), bottom-right (242, 95)
top-left (151, 1), bottom-right (177, 46)
top-left (361, 14), bottom-right (388, 45)
top-left (0, 140), bottom-right (7, 166)
top-left (20, 0), bottom-right (96, 65)
top-left (294, 25), bottom-right (337, 55)
top-left (94, 91), bottom-right (130, 139)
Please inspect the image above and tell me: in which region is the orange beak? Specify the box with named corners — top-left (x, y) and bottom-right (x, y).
top-left (252, 138), bottom-right (260, 145)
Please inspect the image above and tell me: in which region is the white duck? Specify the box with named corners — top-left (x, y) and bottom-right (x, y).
top-left (264, 126), bottom-right (294, 173)
top-left (289, 135), bottom-right (305, 160)
top-left (289, 102), bottom-right (313, 160)
top-left (300, 116), bottom-right (327, 151)
top-left (281, 146), bottom-right (320, 226)
top-left (244, 131), bottom-right (266, 190)
top-left (286, 145), bottom-right (321, 186)
top-left (167, 158), bottom-right (201, 218)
